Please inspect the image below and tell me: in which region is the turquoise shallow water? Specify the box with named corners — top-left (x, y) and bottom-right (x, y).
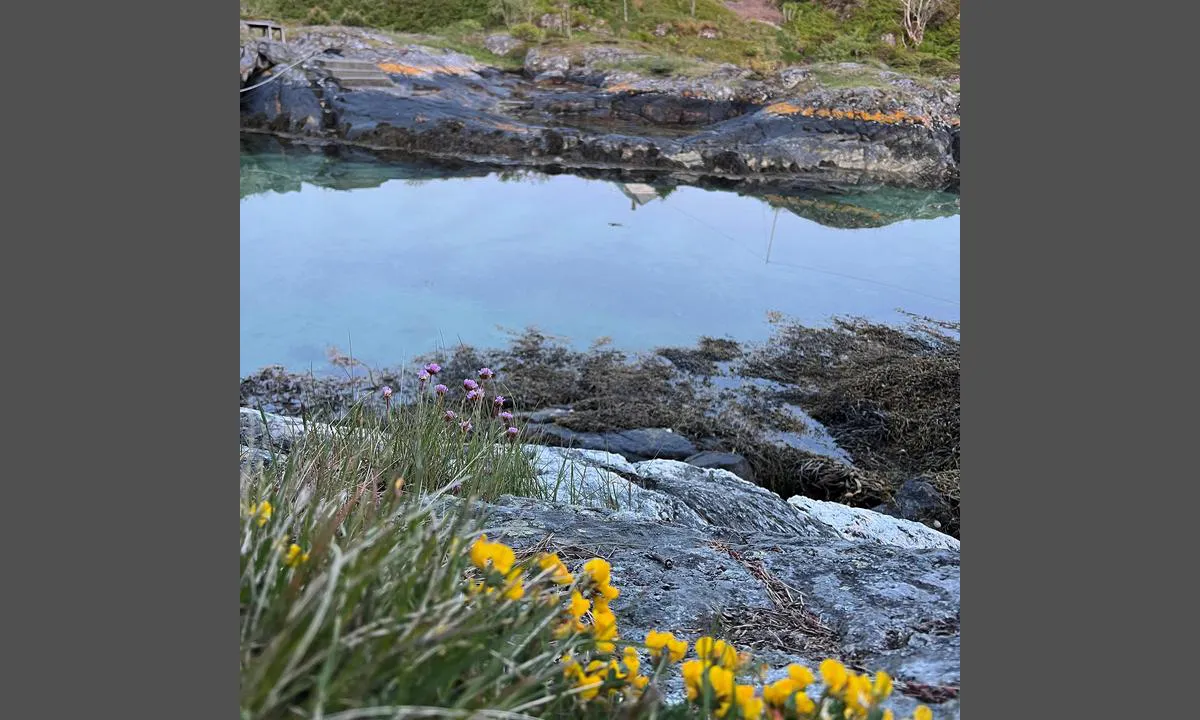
top-left (240, 149), bottom-right (959, 377)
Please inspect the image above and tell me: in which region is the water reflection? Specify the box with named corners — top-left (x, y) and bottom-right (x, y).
top-left (240, 140), bottom-right (959, 376)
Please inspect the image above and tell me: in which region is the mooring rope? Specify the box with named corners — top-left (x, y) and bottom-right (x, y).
top-left (240, 50), bottom-right (324, 94)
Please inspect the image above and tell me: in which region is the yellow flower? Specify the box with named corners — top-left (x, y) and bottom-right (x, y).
top-left (707, 665), bottom-right (735, 702)
top-left (582, 557), bottom-right (611, 586)
top-left (623, 646), bottom-right (641, 675)
top-left (793, 693), bottom-right (816, 714)
top-left (763, 678), bottom-right (796, 707)
top-left (592, 608), bottom-right (618, 640)
top-left (592, 596), bottom-right (611, 615)
top-left (682, 659), bottom-right (704, 700)
top-left (501, 569), bottom-right (525, 601)
top-left (596, 581), bottom-right (620, 601)
top-left (562, 655), bottom-right (584, 681)
top-left (872, 670), bottom-right (893, 700)
top-left (820, 659), bottom-right (849, 693)
top-left (844, 674), bottom-right (873, 712)
top-left (787, 664), bottom-right (816, 689)
top-left (576, 673), bottom-right (604, 701)
top-left (645, 630), bottom-right (688, 663)
top-left (250, 501), bottom-right (272, 526)
top-left (537, 553), bottom-right (574, 584)
top-left (282, 543), bottom-right (309, 567)
top-left (568, 591), bottom-right (591, 619)
top-left (469, 535), bottom-right (515, 574)
top-left (606, 658), bottom-right (627, 681)
top-left (555, 617), bottom-right (587, 637)
top-left (695, 637), bottom-right (739, 670)
top-left (732, 685), bottom-right (763, 720)
top-left (913, 706), bottom-right (932, 720)
top-left (883, 711), bottom-right (895, 720)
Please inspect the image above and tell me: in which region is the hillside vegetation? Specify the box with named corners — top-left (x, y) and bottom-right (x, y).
top-left (241, 0), bottom-right (960, 76)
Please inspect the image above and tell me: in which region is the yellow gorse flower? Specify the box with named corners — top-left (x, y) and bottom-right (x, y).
top-left (913, 706), bottom-right (933, 720)
top-left (682, 659), bottom-right (704, 701)
top-left (820, 658), bottom-right (849, 693)
top-left (582, 557), bottom-right (611, 586)
top-left (645, 629), bottom-right (688, 663)
top-left (283, 543), bottom-right (309, 567)
top-left (622, 646), bottom-right (640, 676)
top-left (873, 670), bottom-right (894, 700)
top-left (788, 663), bottom-right (816, 688)
top-left (695, 636), bottom-right (739, 670)
top-left (537, 552), bottom-right (574, 585)
top-left (250, 501), bottom-right (272, 527)
top-left (568, 591), bottom-right (590, 620)
top-left (469, 534), bottom-right (515, 574)
top-left (732, 684), bottom-right (763, 720)
top-left (501, 568), bottom-right (525, 601)
top-left (763, 677), bottom-right (796, 707)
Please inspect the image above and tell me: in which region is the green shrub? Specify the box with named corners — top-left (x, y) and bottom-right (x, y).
top-left (511, 21), bottom-right (546, 42)
top-left (447, 18), bottom-right (486, 33)
top-left (338, 8), bottom-right (366, 26)
top-left (305, 5), bottom-right (331, 25)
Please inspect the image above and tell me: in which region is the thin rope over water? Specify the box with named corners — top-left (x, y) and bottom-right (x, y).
top-left (240, 51), bottom-right (323, 94)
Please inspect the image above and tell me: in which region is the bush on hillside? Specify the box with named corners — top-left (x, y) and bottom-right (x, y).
top-left (512, 21), bottom-right (546, 42)
top-left (305, 5), bottom-right (331, 25)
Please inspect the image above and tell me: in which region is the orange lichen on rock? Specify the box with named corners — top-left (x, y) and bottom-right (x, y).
top-left (764, 101), bottom-right (802, 115)
top-left (492, 122), bottom-right (529, 134)
top-left (765, 103), bottom-right (929, 126)
top-left (378, 62), bottom-right (430, 76)
top-left (604, 82), bottom-right (638, 94)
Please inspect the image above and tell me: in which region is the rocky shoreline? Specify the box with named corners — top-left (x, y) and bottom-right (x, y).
top-left (241, 407), bottom-right (960, 717)
top-left (240, 26), bottom-right (960, 191)
top-left (241, 318), bottom-right (961, 538)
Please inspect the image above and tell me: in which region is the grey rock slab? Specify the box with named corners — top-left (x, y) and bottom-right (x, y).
top-left (480, 495), bottom-right (959, 707)
top-left (632, 460), bottom-right (835, 538)
top-left (788, 496), bottom-right (959, 551)
top-left (522, 445), bottom-right (704, 526)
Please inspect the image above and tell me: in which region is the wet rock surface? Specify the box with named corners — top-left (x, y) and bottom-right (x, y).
top-left (240, 27), bottom-right (960, 190)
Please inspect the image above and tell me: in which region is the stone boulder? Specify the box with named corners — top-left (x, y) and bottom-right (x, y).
top-left (684, 450), bottom-right (756, 483)
top-left (527, 424), bottom-right (699, 461)
top-left (524, 46), bottom-right (570, 77)
top-left (483, 33), bottom-right (522, 57)
top-left (872, 477), bottom-right (957, 532)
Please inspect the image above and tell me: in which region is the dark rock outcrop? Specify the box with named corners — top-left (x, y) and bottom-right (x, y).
top-left (239, 27), bottom-right (960, 190)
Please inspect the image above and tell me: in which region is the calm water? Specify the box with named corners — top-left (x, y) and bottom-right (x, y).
top-left (240, 146), bottom-right (960, 377)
